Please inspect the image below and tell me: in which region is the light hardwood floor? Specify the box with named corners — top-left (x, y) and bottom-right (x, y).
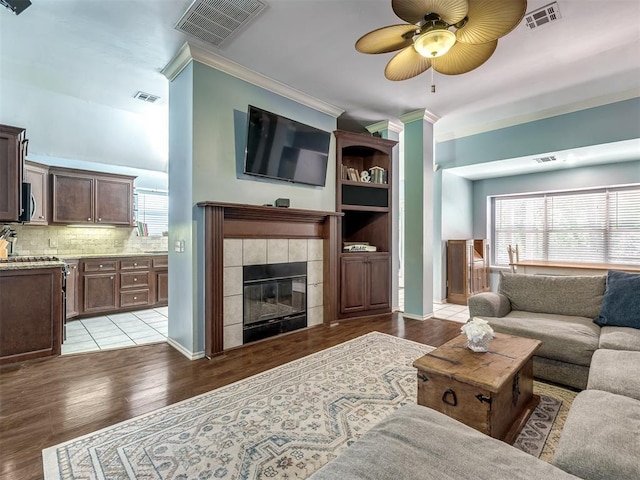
top-left (0, 313), bottom-right (462, 480)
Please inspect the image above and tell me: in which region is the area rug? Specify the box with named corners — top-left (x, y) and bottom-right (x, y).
top-left (43, 332), bottom-right (567, 480)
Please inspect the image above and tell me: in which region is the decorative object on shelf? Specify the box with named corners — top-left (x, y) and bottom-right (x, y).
top-left (360, 170), bottom-right (371, 183)
top-left (461, 318), bottom-right (495, 352)
top-left (355, 0), bottom-right (526, 91)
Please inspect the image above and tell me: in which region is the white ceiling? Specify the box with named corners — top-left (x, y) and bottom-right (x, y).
top-left (0, 0), bottom-right (639, 176)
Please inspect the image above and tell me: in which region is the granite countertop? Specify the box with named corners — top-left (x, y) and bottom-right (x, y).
top-left (58, 252), bottom-right (168, 260)
top-left (0, 252), bottom-right (168, 269)
top-left (0, 260), bottom-right (66, 271)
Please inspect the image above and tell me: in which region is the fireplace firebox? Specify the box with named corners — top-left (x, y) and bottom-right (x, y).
top-left (243, 262), bottom-right (307, 343)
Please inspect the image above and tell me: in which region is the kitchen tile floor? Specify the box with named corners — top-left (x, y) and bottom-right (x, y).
top-left (432, 302), bottom-right (470, 323)
top-left (62, 306), bottom-right (168, 355)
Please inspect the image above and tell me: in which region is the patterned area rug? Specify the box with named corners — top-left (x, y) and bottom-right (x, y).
top-left (42, 332), bottom-right (569, 479)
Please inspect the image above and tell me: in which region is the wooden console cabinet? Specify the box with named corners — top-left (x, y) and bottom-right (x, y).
top-left (0, 124), bottom-right (27, 222)
top-left (334, 130), bottom-right (397, 319)
top-left (447, 239), bottom-right (491, 305)
top-left (49, 167), bottom-right (135, 226)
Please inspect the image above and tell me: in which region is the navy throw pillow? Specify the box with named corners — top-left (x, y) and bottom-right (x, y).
top-left (594, 270), bottom-right (640, 329)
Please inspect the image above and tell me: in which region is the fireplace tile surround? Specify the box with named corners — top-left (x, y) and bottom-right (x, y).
top-left (223, 238), bottom-right (324, 349)
top-left (198, 201), bottom-right (341, 357)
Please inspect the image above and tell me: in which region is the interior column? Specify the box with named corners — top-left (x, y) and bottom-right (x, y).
top-left (399, 109), bottom-right (437, 320)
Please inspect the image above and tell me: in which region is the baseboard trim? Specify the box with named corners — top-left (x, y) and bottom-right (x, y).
top-left (400, 312), bottom-right (434, 321)
top-left (167, 338), bottom-right (205, 360)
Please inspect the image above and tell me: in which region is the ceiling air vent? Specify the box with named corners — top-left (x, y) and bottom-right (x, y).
top-left (175, 0), bottom-right (268, 49)
top-left (525, 2), bottom-right (562, 30)
top-left (534, 155), bottom-right (557, 164)
top-left (133, 91), bottom-right (161, 103)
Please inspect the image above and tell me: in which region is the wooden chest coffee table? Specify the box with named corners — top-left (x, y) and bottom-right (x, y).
top-left (413, 332), bottom-right (541, 443)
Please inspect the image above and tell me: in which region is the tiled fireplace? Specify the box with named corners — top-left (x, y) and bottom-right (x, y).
top-left (198, 202), bottom-right (341, 357)
top-left (223, 238), bottom-right (324, 349)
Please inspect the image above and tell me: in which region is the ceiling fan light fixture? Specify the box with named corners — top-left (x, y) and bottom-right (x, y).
top-left (413, 27), bottom-right (456, 58)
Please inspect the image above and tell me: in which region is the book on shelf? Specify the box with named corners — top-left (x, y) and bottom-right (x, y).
top-left (343, 244), bottom-right (377, 252)
top-left (341, 164), bottom-right (387, 184)
top-left (368, 166), bottom-right (387, 184)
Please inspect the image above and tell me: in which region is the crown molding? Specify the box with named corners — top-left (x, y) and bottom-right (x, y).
top-left (399, 109), bottom-right (440, 125)
top-left (366, 120), bottom-right (404, 135)
top-left (162, 42), bottom-right (344, 118)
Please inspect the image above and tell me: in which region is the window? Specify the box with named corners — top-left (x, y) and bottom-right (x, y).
top-left (492, 185), bottom-right (640, 266)
top-left (135, 189), bottom-right (169, 237)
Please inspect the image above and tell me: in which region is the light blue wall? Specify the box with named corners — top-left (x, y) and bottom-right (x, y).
top-left (403, 117), bottom-right (434, 318)
top-left (167, 62), bottom-right (196, 354)
top-left (437, 98), bottom-right (640, 168)
top-left (191, 62), bottom-right (336, 211)
top-left (435, 97), bottom-right (640, 300)
top-left (167, 60), bottom-right (338, 356)
top-left (472, 160), bottom-right (640, 239)
top-left (436, 171), bottom-right (473, 300)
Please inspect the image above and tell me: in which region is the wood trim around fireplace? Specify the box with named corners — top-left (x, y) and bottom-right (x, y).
top-left (199, 202), bottom-right (343, 357)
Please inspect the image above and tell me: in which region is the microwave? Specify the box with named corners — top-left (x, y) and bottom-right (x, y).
top-left (18, 182), bottom-right (33, 222)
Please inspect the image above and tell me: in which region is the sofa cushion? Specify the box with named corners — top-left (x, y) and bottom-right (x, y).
top-left (480, 311), bottom-right (600, 366)
top-left (588, 349), bottom-right (640, 401)
top-left (498, 272), bottom-right (606, 318)
top-left (598, 325), bottom-right (640, 351)
top-left (553, 390), bottom-right (640, 480)
top-left (309, 404), bottom-right (580, 480)
top-left (594, 270), bottom-right (640, 329)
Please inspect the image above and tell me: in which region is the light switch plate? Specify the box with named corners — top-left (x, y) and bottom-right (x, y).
top-left (49, 238), bottom-right (58, 248)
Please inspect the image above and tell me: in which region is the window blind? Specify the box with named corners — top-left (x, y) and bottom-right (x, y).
top-left (135, 189), bottom-right (168, 237)
top-left (492, 185), bottom-right (640, 266)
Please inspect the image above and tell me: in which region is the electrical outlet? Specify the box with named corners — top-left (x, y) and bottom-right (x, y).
top-left (174, 240), bottom-right (185, 253)
top-left (49, 238), bottom-right (58, 248)
top-left (114, 239), bottom-right (123, 247)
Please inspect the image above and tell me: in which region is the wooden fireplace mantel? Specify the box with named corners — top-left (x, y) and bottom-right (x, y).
top-left (198, 202), bottom-right (342, 357)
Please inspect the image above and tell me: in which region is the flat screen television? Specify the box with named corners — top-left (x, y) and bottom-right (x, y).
top-left (243, 105), bottom-right (330, 187)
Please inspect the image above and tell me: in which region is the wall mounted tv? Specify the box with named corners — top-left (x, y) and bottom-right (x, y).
top-left (243, 105), bottom-right (331, 187)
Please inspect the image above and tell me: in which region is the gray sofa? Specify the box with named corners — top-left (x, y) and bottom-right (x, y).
top-left (309, 271), bottom-right (640, 479)
top-left (309, 348), bottom-right (640, 480)
top-left (467, 272), bottom-right (640, 389)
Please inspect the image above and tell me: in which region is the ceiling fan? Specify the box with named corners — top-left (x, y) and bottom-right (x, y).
top-left (356, 0), bottom-right (527, 86)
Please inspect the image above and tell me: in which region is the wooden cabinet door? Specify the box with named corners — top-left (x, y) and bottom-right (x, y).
top-left (155, 271), bottom-right (168, 304)
top-left (65, 260), bottom-right (79, 319)
top-left (0, 126), bottom-right (24, 222)
top-left (52, 173), bottom-right (94, 224)
top-left (340, 255), bottom-right (367, 313)
top-left (95, 176), bottom-right (134, 225)
top-left (24, 162), bottom-right (48, 224)
top-left (0, 267), bottom-right (62, 364)
top-left (367, 254), bottom-right (390, 310)
top-left (83, 273), bottom-right (117, 314)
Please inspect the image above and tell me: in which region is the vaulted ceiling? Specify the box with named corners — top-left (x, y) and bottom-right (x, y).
top-left (1, 0), bottom-right (638, 174)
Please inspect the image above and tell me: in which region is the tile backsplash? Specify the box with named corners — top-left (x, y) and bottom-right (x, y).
top-left (10, 225), bottom-right (168, 256)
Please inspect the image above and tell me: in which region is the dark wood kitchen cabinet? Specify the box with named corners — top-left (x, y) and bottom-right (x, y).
top-left (153, 256), bottom-right (168, 304)
top-left (334, 130), bottom-right (396, 319)
top-left (24, 161), bottom-right (49, 225)
top-left (0, 124), bottom-right (27, 222)
top-left (82, 260), bottom-right (118, 314)
top-left (340, 253), bottom-right (390, 314)
top-left (77, 255), bottom-right (167, 317)
top-left (0, 266), bottom-right (63, 365)
top-left (65, 259), bottom-right (79, 319)
top-left (49, 166), bottom-right (135, 226)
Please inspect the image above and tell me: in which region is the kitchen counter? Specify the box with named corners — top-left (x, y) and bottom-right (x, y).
top-left (58, 252), bottom-right (168, 259)
top-left (0, 259), bottom-right (66, 271)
